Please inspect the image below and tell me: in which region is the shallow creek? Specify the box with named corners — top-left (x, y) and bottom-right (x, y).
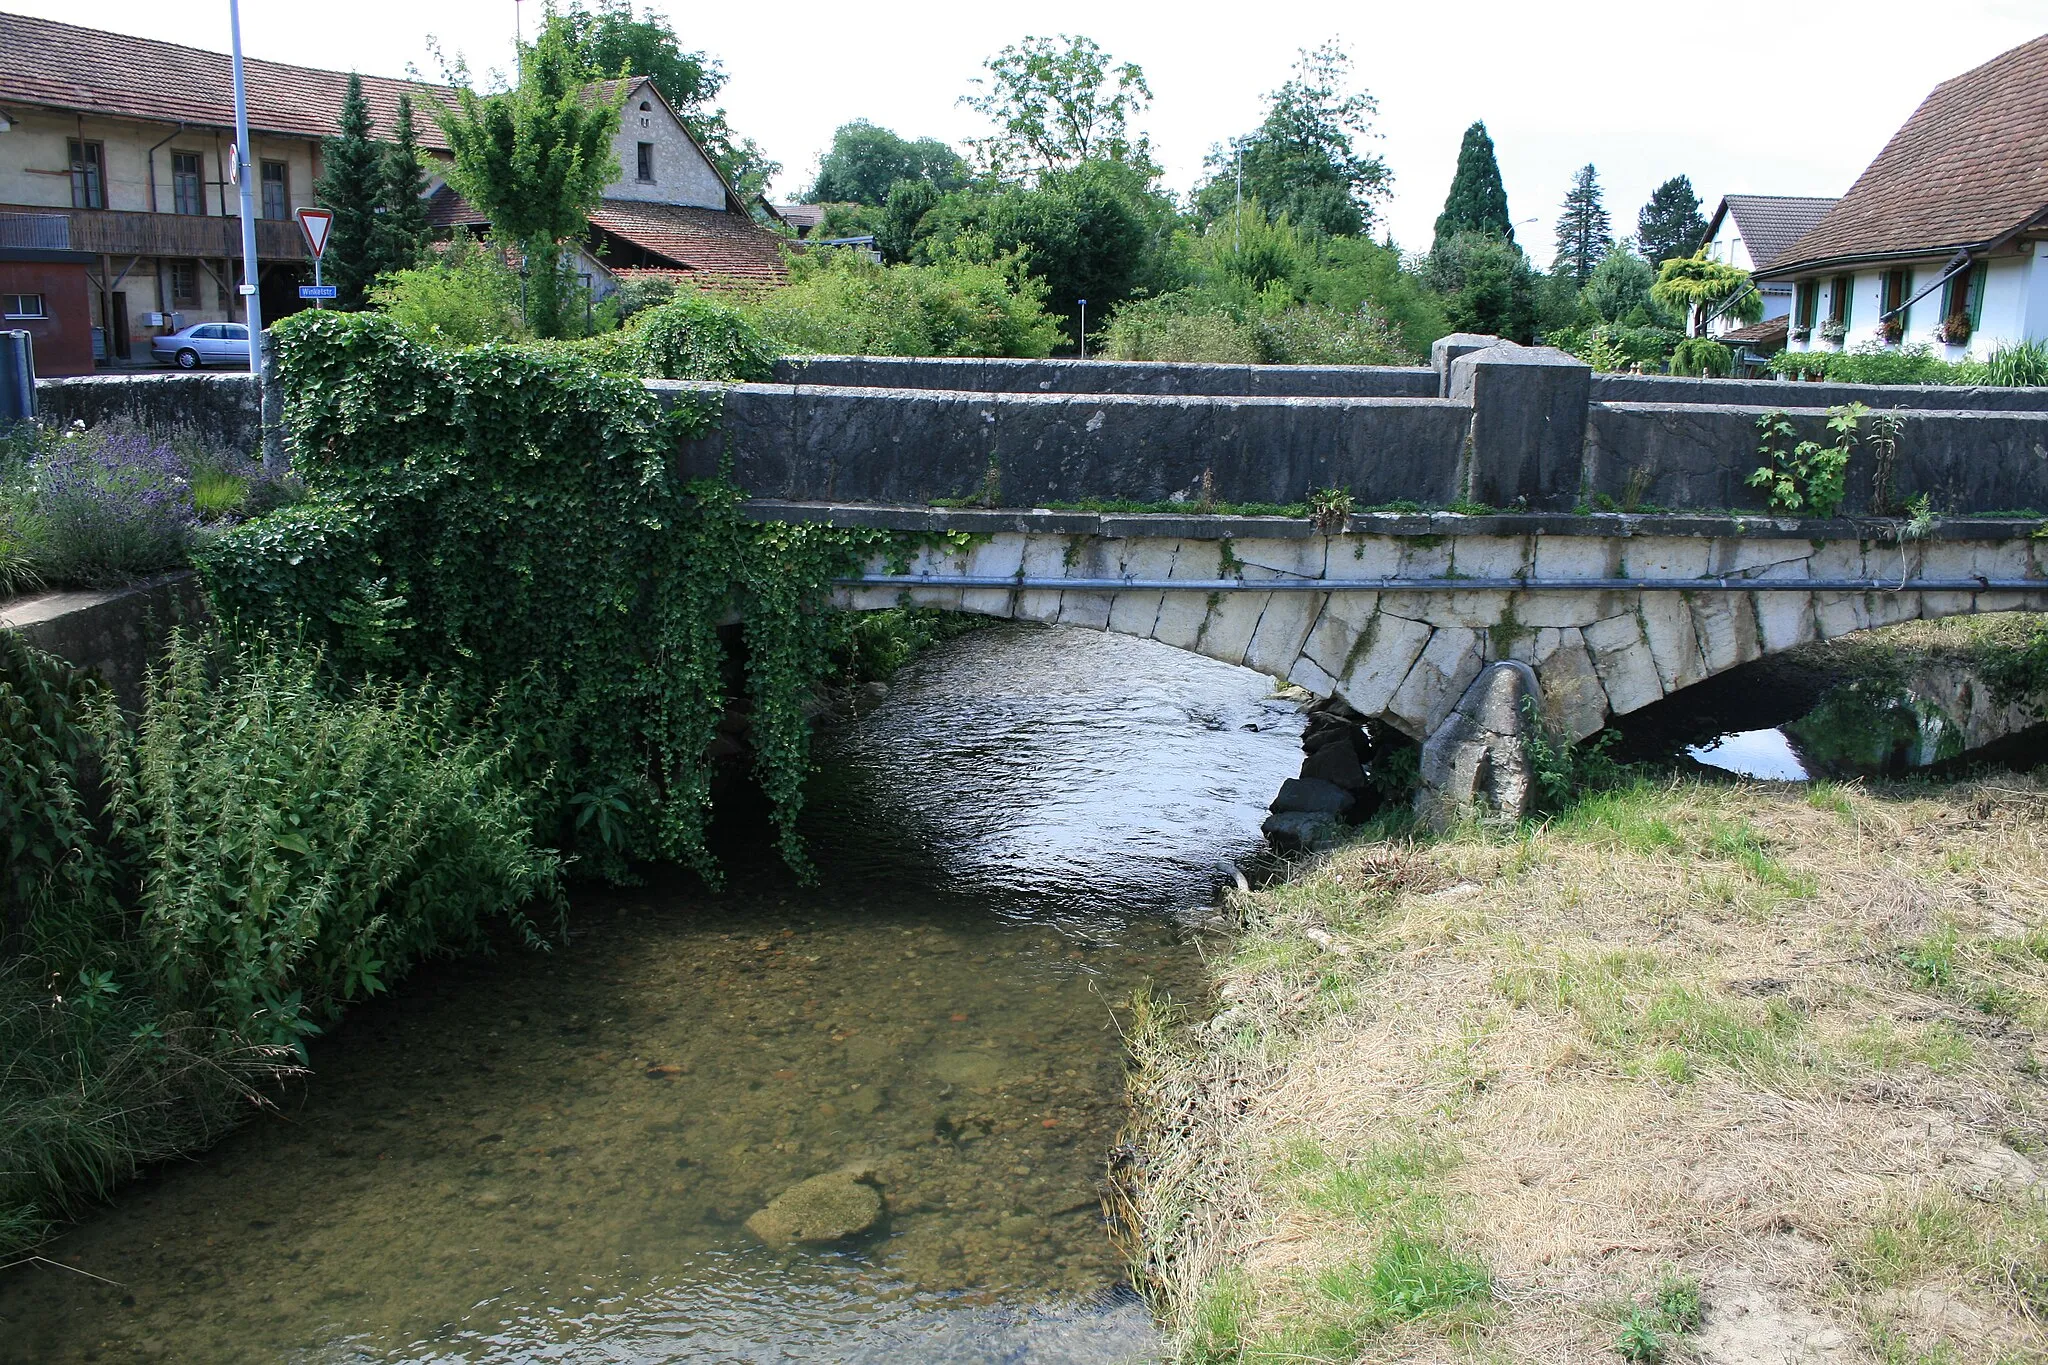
top-left (0, 624), bottom-right (1305, 1364)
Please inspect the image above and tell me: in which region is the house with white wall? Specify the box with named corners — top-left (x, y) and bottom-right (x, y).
top-left (1701, 195), bottom-right (1835, 332)
top-left (1756, 31), bottom-right (2048, 359)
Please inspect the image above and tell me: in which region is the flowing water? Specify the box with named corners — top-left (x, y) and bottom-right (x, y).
top-left (0, 624), bottom-right (1308, 1364)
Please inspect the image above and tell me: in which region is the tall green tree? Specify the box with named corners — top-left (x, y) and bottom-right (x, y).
top-left (1191, 42), bottom-right (1391, 237)
top-left (808, 121), bottom-right (967, 205)
top-left (1425, 231), bottom-right (1537, 342)
top-left (316, 74), bottom-right (389, 311)
top-left (1433, 121), bottom-right (1514, 250)
top-left (962, 34), bottom-right (1155, 181)
top-left (437, 16), bottom-right (624, 338)
top-left (1636, 175), bottom-right (1708, 266)
top-left (376, 93), bottom-right (433, 278)
top-left (1552, 164), bottom-right (1610, 288)
top-left (559, 0), bottom-right (777, 199)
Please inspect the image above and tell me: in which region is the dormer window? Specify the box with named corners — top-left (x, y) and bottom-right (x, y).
top-left (636, 142), bottom-right (655, 183)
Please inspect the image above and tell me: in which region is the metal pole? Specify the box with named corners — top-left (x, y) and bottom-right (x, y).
top-left (228, 0), bottom-right (264, 413)
top-left (1078, 299), bottom-right (1087, 361)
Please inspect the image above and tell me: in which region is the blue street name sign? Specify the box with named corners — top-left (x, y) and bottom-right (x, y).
top-left (299, 285), bottom-right (338, 299)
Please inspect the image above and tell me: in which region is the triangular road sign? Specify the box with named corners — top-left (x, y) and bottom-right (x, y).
top-left (296, 207), bottom-right (334, 259)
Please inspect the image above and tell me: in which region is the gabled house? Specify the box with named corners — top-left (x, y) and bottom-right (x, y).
top-left (425, 76), bottom-right (789, 294)
top-left (1756, 32), bottom-right (2048, 358)
top-left (1701, 195), bottom-right (1836, 330)
top-left (0, 13), bottom-right (786, 369)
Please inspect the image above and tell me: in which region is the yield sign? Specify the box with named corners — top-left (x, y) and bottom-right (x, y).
top-left (296, 207), bottom-right (334, 259)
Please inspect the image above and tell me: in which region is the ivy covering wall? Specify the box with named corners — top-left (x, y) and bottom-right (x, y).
top-left (203, 312), bottom-right (879, 876)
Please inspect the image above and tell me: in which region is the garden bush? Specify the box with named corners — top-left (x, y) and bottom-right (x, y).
top-left (21, 427), bottom-right (195, 587)
top-left (1769, 340), bottom-right (2048, 387)
top-left (368, 234), bottom-right (531, 346)
top-left (730, 246), bottom-right (1060, 358)
top-left (1102, 293), bottom-right (1261, 363)
top-left (0, 630), bottom-right (558, 1255)
top-left (613, 292), bottom-right (775, 380)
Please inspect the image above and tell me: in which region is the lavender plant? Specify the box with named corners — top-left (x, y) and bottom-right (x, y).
top-left (30, 429), bottom-right (196, 585)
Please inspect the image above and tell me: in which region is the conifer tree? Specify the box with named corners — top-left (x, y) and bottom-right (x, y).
top-left (1553, 163), bottom-right (1610, 288)
top-left (1636, 175), bottom-right (1708, 266)
top-left (1433, 121), bottom-right (1513, 250)
top-left (376, 93), bottom-right (433, 277)
top-left (316, 73), bottom-right (388, 311)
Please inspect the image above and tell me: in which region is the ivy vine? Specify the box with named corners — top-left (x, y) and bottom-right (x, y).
top-left (202, 311), bottom-right (884, 879)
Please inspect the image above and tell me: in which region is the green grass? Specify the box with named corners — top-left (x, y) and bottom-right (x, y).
top-left (190, 466), bottom-right (249, 520)
top-left (1847, 1019), bottom-right (1976, 1073)
top-left (1318, 1232), bottom-right (1493, 1324)
top-left (1287, 1137), bottom-right (1458, 1224)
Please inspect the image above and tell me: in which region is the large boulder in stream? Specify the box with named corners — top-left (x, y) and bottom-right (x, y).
top-left (746, 1166), bottom-right (885, 1243)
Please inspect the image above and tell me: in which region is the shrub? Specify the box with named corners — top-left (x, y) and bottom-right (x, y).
top-left (734, 246), bottom-right (1060, 358)
top-left (1255, 303), bottom-right (1409, 365)
top-left (0, 630), bottom-right (560, 1255)
top-left (369, 234), bottom-right (530, 346)
top-left (1670, 336), bottom-right (1734, 378)
top-left (615, 292), bottom-right (775, 381)
top-left (1769, 340), bottom-right (2048, 387)
top-left (104, 633), bottom-right (561, 1051)
top-left (1980, 339), bottom-right (2048, 387)
top-left (28, 428), bottom-right (194, 586)
top-left (1103, 293), bottom-right (1261, 363)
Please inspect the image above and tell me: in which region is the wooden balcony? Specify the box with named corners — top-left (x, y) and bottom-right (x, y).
top-left (0, 206), bottom-right (306, 261)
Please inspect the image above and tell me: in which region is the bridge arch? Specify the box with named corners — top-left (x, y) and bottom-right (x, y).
top-left (810, 506), bottom-right (2048, 746)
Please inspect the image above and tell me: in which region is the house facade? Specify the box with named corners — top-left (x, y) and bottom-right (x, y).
top-left (1757, 32), bottom-right (2048, 359)
top-left (0, 13), bottom-right (785, 370)
top-left (1701, 195), bottom-right (1836, 332)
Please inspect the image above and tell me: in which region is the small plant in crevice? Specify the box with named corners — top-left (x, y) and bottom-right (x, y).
top-left (1867, 409), bottom-right (1907, 514)
top-left (1749, 403), bottom-right (1866, 518)
top-left (1307, 487), bottom-right (1355, 535)
top-left (1520, 695), bottom-right (1627, 813)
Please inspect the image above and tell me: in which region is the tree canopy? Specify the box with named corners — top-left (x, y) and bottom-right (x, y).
top-left (1191, 42), bottom-right (1391, 238)
top-left (315, 74), bottom-right (387, 312)
top-left (437, 16), bottom-right (624, 336)
top-left (378, 93), bottom-right (433, 279)
top-left (808, 121), bottom-right (968, 205)
top-left (1552, 164), bottom-right (1611, 288)
top-left (1636, 175), bottom-right (1709, 266)
top-left (1425, 231), bottom-right (1537, 343)
top-left (1433, 122), bottom-right (1514, 250)
top-left (558, 0), bottom-right (776, 198)
top-left (1651, 253), bottom-right (1761, 335)
top-left (962, 34), bottom-right (1155, 181)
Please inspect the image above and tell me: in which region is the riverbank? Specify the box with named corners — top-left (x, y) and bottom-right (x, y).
top-left (1122, 774), bottom-right (2048, 1363)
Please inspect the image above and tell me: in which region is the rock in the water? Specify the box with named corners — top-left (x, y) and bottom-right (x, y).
top-left (745, 1168), bottom-right (884, 1243)
top-left (1270, 776), bottom-right (1355, 818)
top-left (1299, 742), bottom-right (1366, 792)
top-left (1263, 810), bottom-right (1341, 851)
top-left (1416, 660), bottom-right (1538, 827)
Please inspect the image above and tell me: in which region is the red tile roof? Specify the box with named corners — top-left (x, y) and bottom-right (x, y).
top-left (590, 200), bottom-right (788, 286)
top-left (1759, 32), bottom-right (2048, 278)
top-left (0, 11), bottom-right (458, 148)
top-left (426, 187), bottom-right (787, 287)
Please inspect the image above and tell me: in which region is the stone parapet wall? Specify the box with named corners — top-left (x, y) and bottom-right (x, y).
top-left (771, 355), bottom-right (1440, 398)
top-left (34, 372), bottom-right (262, 454)
top-left (0, 573), bottom-right (205, 710)
top-left (1592, 373), bottom-right (2048, 413)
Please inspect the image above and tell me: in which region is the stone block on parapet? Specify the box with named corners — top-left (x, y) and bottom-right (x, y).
top-left (1431, 333), bottom-right (1506, 397)
top-left (1448, 344), bottom-right (1591, 512)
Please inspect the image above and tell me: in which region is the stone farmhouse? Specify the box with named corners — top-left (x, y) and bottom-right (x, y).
top-left (0, 12), bottom-right (785, 375)
top-left (1760, 31), bottom-right (2048, 360)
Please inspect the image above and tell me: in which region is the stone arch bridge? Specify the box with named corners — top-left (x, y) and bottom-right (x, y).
top-left (790, 500), bottom-right (2048, 746)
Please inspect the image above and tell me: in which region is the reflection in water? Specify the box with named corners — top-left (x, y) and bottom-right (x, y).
top-left (0, 625), bottom-right (1304, 1364)
top-left (1687, 728), bottom-right (1809, 781)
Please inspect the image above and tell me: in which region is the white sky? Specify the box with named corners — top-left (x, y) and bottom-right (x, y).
top-left (14, 0), bottom-right (2047, 270)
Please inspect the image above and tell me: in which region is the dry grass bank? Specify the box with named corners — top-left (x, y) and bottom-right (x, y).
top-left (1121, 775), bottom-right (2048, 1364)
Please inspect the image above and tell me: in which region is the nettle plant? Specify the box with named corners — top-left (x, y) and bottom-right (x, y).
top-left (202, 311), bottom-right (887, 878)
top-left (1748, 403), bottom-right (1868, 519)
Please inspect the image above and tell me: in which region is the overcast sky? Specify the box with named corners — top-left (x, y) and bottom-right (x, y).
top-left (15, 1), bottom-right (2046, 269)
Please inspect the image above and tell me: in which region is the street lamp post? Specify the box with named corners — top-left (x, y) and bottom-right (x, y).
top-left (227, 0), bottom-right (266, 458)
top-left (1078, 299), bottom-right (1088, 361)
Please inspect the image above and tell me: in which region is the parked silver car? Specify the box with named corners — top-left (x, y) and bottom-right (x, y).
top-left (151, 322), bottom-right (252, 370)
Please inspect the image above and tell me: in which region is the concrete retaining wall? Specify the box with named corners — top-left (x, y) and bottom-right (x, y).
top-left (0, 574), bottom-right (205, 710)
top-left (671, 383), bottom-right (1472, 506)
top-left (771, 355), bottom-right (1440, 398)
top-left (35, 373), bottom-right (263, 454)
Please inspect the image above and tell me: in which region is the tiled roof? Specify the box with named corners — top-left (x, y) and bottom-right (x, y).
top-left (426, 188), bottom-right (787, 286)
top-left (0, 12), bottom-right (458, 148)
top-left (774, 204), bottom-right (825, 230)
top-left (1714, 196), bottom-right (1837, 271)
top-left (1759, 32), bottom-right (2048, 278)
top-left (1718, 316), bottom-right (1789, 347)
top-left (590, 200), bottom-right (787, 286)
